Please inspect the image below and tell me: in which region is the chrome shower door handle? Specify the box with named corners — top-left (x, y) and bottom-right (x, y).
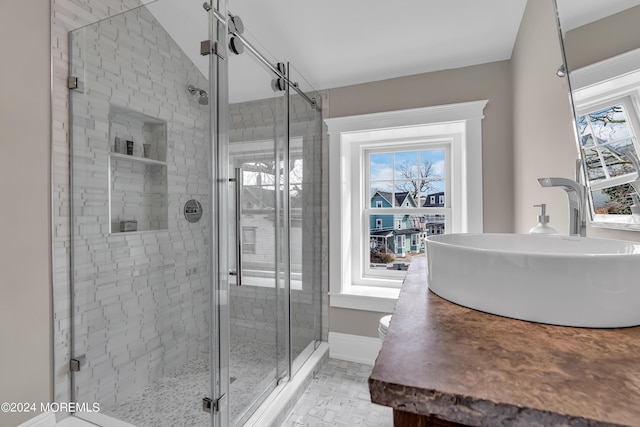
top-left (233, 167), bottom-right (243, 286)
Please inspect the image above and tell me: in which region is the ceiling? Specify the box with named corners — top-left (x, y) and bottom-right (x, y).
top-left (146, 0), bottom-right (639, 103)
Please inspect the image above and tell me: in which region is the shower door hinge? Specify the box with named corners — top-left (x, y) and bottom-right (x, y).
top-left (70, 354), bottom-right (87, 372)
top-left (68, 76), bottom-right (84, 93)
top-left (201, 40), bottom-right (226, 59)
top-left (202, 394), bottom-right (225, 413)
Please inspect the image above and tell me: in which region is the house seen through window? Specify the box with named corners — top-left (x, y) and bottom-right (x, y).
top-left (367, 148), bottom-right (447, 274)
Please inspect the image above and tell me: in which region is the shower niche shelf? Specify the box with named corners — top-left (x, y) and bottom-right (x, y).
top-left (108, 105), bottom-right (168, 234)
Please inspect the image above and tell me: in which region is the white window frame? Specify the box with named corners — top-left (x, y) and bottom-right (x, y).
top-left (375, 200), bottom-right (383, 208)
top-left (326, 101), bottom-right (487, 312)
top-left (375, 218), bottom-right (383, 229)
top-left (571, 47), bottom-right (640, 229)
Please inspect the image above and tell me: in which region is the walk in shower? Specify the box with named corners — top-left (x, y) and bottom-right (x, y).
top-left (67, 1), bottom-right (325, 425)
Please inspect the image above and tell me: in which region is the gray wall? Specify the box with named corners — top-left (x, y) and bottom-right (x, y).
top-left (0, 1), bottom-right (52, 425)
top-left (512, 0), bottom-right (577, 236)
top-left (327, 60), bottom-right (514, 337)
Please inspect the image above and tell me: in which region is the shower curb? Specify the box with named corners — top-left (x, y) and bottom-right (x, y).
top-left (243, 342), bottom-right (329, 427)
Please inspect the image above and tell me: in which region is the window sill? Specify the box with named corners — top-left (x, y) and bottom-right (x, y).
top-left (329, 285), bottom-right (400, 313)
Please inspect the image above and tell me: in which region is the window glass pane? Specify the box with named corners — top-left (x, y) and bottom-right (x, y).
top-left (591, 184), bottom-right (633, 215)
top-left (602, 139), bottom-right (637, 177)
top-left (386, 149), bottom-right (446, 207)
top-left (370, 153), bottom-right (393, 181)
top-left (394, 151), bottom-right (419, 179)
top-left (577, 115), bottom-right (593, 147)
top-left (290, 158), bottom-right (303, 186)
top-left (584, 148), bottom-right (606, 182)
top-left (370, 182), bottom-right (393, 206)
top-left (242, 227), bottom-right (256, 254)
top-left (367, 213), bottom-right (445, 271)
top-left (393, 183), bottom-right (418, 208)
top-left (589, 105), bottom-right (632, 144)
top-left (420, 149), bottom-right (445, 179)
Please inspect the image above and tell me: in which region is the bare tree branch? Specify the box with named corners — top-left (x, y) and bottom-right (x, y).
top-left (394, 160), bottom-right (440, 202)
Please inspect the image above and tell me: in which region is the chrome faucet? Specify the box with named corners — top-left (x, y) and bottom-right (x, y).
top-left (537, 177), bottom-right (587, 237)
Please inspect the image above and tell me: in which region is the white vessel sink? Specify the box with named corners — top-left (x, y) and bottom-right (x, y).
top-left (425, 233), bottom-right (640, 328)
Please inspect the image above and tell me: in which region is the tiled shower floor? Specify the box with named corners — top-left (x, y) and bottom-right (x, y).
top-left (104, 336), bottom-right (279, 426)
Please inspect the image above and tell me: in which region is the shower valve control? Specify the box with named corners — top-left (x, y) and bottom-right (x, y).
top-left (184, 199), bottom-right (203, 223)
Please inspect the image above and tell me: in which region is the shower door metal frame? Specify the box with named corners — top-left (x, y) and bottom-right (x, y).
top-left (211, 0), bottom-right (230, 425)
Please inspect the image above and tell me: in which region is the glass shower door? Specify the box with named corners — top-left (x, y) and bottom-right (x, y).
top-left (69, 1), bottom-right (214, 426)
top-left (287, 63), bottom-right (324, 371)
top-left (224, 31), bottom-right (290, 426)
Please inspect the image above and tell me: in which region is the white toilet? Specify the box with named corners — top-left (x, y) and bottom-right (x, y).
top-left (378, 314), bottom-right (392, 341)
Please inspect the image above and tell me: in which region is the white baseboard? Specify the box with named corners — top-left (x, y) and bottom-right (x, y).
top-left (328, 332), bottom-right (382, 365)
top-left (17, 412), bottom-right (56, 427)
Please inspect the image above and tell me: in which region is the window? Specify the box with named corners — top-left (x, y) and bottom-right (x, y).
top-left (366, 146), bottom-right (448, 276)
top-left (430, 196), bottom-right (435, 204)
top-left (376, 200), bottom-right (383, 208)
top-left (327, 101), bottom-right (487, 312)
top-left (576, 99), bottom-right (640, 216)
top-left (439, 195), bottom-right (444, 205)
top-left (242, 227), bottom-right (256, 254)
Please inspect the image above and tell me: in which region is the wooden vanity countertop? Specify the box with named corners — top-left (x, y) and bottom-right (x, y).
top-left (369, 257), bottom-right (640, 426)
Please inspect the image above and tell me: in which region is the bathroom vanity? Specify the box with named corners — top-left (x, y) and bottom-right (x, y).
top-left (369, 257), bottom-right (640, 427)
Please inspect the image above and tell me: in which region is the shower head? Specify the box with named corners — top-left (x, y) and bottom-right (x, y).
top-left (188, 85), bottom-right (209, 105)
